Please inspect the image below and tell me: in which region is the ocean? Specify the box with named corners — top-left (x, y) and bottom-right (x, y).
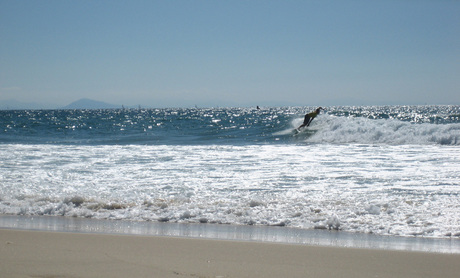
top-left (1, 105), bottom-right (459, 241)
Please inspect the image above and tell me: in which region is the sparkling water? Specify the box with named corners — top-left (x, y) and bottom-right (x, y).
top-left (1, 106), bottom-right (459, 238)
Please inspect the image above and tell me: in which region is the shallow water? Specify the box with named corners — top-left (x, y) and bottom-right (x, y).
top-left (1, 215), bottom-right (459, 254)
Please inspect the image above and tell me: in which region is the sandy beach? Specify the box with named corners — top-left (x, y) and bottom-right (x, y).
top-left (1, 228), bottom-right (459, 278)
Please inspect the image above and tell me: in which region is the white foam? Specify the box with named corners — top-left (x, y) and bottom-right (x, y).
top-left (1, 143), bottom-right (460, 238)
top-left (307, 115), bottom-right (460, 145)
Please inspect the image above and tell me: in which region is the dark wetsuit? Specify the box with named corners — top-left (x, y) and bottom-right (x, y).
top-left (298, 109), bottom-right (321, 130)
top-left (304, 111), bottom-right (318, 125)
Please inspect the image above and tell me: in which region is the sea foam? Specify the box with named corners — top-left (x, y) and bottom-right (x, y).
top-left (307, 115), bottom-right (460, 145)
top-left (1, 106), bottom-right (460, 239)
top-left (1, 143), bottom-right (459, 238)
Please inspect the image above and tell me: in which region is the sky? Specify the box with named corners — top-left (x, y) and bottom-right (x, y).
top-left (1, 0), bottom-right (459, 108)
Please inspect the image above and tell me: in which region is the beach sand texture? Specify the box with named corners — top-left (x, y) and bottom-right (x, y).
top-left (1, 229), bottom-right (460, 278)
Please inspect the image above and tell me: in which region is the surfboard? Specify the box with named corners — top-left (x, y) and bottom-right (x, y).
top-left (293, 126), bottom-right (318, 137)
top-left (293, 127), bottom-right (309, 136)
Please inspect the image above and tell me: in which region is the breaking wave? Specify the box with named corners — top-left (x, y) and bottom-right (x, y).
top-left (306, 114), bottom-right (460, 145)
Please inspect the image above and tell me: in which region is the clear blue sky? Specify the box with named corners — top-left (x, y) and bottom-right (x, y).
top-left (1, 0), bottom-right (459, 107)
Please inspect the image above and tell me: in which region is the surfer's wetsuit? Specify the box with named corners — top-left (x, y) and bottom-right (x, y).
top-left (298, 107), bottom-right (322, 130)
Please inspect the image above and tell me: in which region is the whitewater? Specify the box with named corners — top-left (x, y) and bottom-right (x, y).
top-left (1, 105), bottom-right (459, 239)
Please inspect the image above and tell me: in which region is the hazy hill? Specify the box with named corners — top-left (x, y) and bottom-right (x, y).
top-left (0, 98), bottom-right (122, 110)
top-left (62, 98), bottom-right (120, 109)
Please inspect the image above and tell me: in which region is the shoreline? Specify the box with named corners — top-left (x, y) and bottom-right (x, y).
top-left (1, 215), bottom-right (459, 254)
top-left (2, 228), bottom-right (460, 278)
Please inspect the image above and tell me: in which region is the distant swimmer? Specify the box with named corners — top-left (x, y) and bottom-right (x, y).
top-left (297, 107), bottom-right (322, 130)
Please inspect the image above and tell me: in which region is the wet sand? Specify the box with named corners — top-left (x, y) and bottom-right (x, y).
top-left (1, 228), bottom-right (460, 278)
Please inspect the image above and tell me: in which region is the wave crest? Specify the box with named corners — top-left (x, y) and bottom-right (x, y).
top-left (307, 115), bottom-right (460, 145)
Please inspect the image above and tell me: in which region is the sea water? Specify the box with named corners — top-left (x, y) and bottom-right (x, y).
top-left (1, 106), bottom-right (459, 239)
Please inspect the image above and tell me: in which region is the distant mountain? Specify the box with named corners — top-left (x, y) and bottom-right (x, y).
top-left (62, 98), bottom-right (120, 109)
top-left (1, 98), bottom-right (126, 110)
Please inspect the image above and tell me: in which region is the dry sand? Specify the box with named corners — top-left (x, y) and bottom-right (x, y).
top-left (1, 228), bottom-right (459, 278)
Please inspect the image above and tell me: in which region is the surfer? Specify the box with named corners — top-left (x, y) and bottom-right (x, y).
top-left (297, 107), bottom-right (322, 130)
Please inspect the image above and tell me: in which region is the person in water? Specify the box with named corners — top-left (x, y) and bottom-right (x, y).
top-left (298, 107), bottom-right (322, 130)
